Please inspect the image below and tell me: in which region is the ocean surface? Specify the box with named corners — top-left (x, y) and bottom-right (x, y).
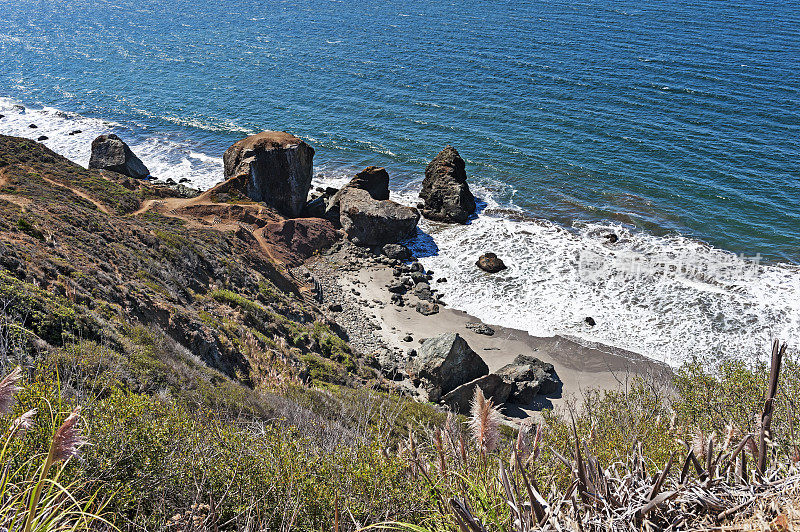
top-left (1, 0), bottom-right (799, 365)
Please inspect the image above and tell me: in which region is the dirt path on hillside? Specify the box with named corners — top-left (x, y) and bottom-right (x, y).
top-left (40, 175), bottom-right (111, 214)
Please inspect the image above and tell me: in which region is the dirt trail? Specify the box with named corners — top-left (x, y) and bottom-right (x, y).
top-left (40, 176), bottom-right (112, 215)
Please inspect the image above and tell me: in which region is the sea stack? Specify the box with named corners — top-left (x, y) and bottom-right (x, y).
top-left (222, 131), bottom-right (314, 218)
top-left (419, 146), bottom-right (476, 224)
top-left (88, 134), bottom-right (150, 179)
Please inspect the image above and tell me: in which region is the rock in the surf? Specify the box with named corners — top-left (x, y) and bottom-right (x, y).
top-left (88, 134), bottom-right (150, 179)
top-left (339, 188), bottom-right (419, 246)
top-left (222, 131), bottom-right (314, 218)
top-left (441, 374), bottom-right (513, 414)
top-left (414, 332), bottom-right (488, 402)
top-left (476, 252), bottom-right (506, 273)
top-left (419, 146), bottom-right (476, 224)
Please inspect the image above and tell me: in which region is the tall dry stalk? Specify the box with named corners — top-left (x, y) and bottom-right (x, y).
top-left (469, 388), bottom-right (500, 459)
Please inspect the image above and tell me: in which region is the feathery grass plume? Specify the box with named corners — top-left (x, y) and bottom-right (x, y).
top-left (0, 366), bottom-right (22, 414)
top-left (9, 408), bottom-right (36, 438)
top-left (469, 387), bottom-right (500, 456)
top-left (433, 427), bottom-right (447, 475)
top-left (691, 427), bottom-right (707, 460)
top-left (23, 407), bottom-right (90, 532)
top-left (50, 406), bottom-right (86, 463)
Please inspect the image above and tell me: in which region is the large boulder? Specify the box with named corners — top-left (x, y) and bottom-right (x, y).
top-left (325, 166), bottom-right (391, 222)
top-left (414, 333), bottom-right (488, 402)
top-left (441, 374), bottom-right (513, 414)
top-left (88, 134), bottom-right (150, 179)
top-left (419, 146), bottom-right (476, 224)
top-left (223, 131), bottom-right (314, 218)
top-left (339, 188), bottom-right (419, 246)
top-left (496, 354), bottom-right (561, 403)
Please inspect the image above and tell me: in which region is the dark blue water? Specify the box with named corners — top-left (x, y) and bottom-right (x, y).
top-left (1, 0), bottom-right (799, 363)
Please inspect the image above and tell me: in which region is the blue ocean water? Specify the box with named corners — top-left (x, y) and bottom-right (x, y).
top-left (1, 0), bottom-right (799, 364)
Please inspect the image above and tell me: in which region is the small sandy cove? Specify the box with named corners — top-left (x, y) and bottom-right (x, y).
top-left (305, 244), bottom-right (671, 418)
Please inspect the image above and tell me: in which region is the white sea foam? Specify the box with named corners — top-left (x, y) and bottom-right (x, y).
top-left (411, 209), bottom-right (799, 367)
top-left (0, 98), bottom-right (224, 189)
top-left (314, 168), bottom-right (800, 366)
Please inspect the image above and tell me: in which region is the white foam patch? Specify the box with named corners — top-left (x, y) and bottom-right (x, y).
top-left (409, 213), bottom-right (800, 366)
top-left (0, 97), bottom-right (224, 189)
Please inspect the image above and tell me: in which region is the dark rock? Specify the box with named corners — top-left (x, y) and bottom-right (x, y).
top-left (88, 134), bottom-right (150, 179)
top-left (341, 166), bottom-right (389, 201)
top-left (222, 131), bottom-right (314, 217)
top-left (382, 243), bottom-right (412, 261)
top-left (303, 187), bottom-right (339, 222)
top-left (441, 374), bottom-right (513, 414)
top-left (605, 233), bottom-right (619, 244)
top-left (403, 334), bottom-right (413, 342)
top-left (410, 271), bottom-right (428, 284)
top-left (0, 115), bottom-right (5, 119)
top-left (410, 262), bottom-right (424, 273)
top-left (11, 105), bottom-right (24, 113)
top-left (391, 293), bottom-right (405, 306)
top-left (36, 136), bottom-right (48, 141)
top-left (325, 166), bottom-right (391, 221)
top-left (498, 354), bottom-right (561, 401)
top-left (585, 316), bottom-right (596, 326)
top-left (28, 124), bottom-right (37, 129)
top-left (68, 130), bottom-right (82, 136)
top-left (415, 301), bottom-right (439, 315)
top-left (387, 280), bottom-right (407, 294)
top-left (166, 178), bottom-right (176, 185)
top-left (413, 282), bottom-right (433, 301)
top-left (465, 322), bottom-right (495, 336)
top-left (339, 188), bottom-right (420, 246)
top-left (419, 146), bottom-right (476, 224)
top-left (179, 178), bottom-right (190, 183)
top-left (437, 277), bottom-right (447, 283)
top-left (476, 252), bottom-right (507, 273)
top-left (414, 333), bottom-right (489, 402)
top-left (328, 303), bottom-right (343, 312)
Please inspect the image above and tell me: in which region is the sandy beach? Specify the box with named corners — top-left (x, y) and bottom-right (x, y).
top-left (302, 240), bottom-right (672, 419)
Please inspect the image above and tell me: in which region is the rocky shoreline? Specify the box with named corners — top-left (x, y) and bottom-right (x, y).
top-left (13, 121), bottom-right (672, 420)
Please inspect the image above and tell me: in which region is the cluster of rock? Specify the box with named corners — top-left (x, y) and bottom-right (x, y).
top-left (406, 333), bottom-right (560, 414)
top-left (384, 250), bottom-right (443, 315)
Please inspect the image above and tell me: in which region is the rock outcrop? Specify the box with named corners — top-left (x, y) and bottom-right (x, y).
top-left (223, 131), bottom-right (314, 218)
top-left (414, 333), bottom-right (488, 402)
top-left (476, 252), bottom-right (507, 273)
top-left (261, 218), bottom-right (340, 268)
top-left (441, 374), bottom-right (513, 414)
top-left (88, 134), bottom-right (150, 179)
top-left (339, 188), bottom-right (419, 246)
top-left (419, 146), bottom-right (476, 224)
